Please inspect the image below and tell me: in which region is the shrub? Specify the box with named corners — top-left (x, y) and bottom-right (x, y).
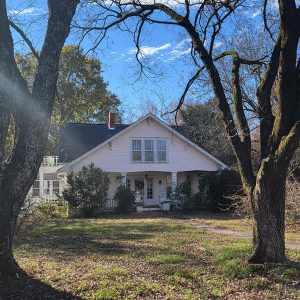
top-left (285, 175), bottom-right (300, 221)
top-left (171, 181), bottom-right (192, 210)
top-left (172, 170), bottom-right (242, 212)
top-left (17, 200), bottom-right (68, 232)
top-left (62, 163), bottom-right (110, 217)
top-left (229, 173), bottom-right (300, 219)
top-left (34, 201), bottom-right (68, 219)
top-left (114, 186), bottom-right (135, 212)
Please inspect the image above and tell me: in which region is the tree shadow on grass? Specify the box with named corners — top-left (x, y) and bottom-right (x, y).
top-left (16, 233), bottom-right (175, 262)
top-left (0, 272), bottom-right (82, 300)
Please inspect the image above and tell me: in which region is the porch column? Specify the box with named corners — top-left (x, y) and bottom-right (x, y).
top-left (49, 181), bottom-right (53, 196)
top-left (171, 172), bottom-right (177, 194)
top-left (59, 180), bottom-right (63, 195)
top-left (121, 172), bottom-right (127, 187)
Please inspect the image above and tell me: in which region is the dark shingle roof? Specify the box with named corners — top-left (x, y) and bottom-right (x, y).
top-left (59, 123), bottom-right (130, 162)
top-left (58, 122), bottom-right (189, 163)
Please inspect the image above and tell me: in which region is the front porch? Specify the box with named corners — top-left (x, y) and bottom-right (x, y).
top-left (106, 171), bottom-right (204, 212)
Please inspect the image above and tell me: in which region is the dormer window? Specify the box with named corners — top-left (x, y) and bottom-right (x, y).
top-left (131, 138), bottom-right (168, 163)
top-left (132, 139), bottom-right (142, 162)
top-left (157, 140), bottom-right (167, 162)
top-left (145, 140), bottom-right (154, 162)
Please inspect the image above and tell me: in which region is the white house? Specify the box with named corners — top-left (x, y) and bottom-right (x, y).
top-left (56, 112), bottom-right (227, 211)
top-left (27, 156), bottom-right (65, 202)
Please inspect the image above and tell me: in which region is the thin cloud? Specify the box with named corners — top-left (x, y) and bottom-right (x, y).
top-left (174, 38), bottom-right (192, 50)
top-left (8, 7), bottom-right (45, 16)
top-left (162, 38), bottom-right (191, 61)
top-left (129, 42), bottom-right (171, 58)
top-left (251, 10), bottom-right (261, 18)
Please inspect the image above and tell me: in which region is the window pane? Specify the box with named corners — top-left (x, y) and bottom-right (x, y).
top-left (126, 179), bottom-right (131, 190)
top-left (132, 151), bottom-right (142, 161)
top-left (44, 181), bottom-right (51, 195)
top-left (145, 151), bottom-right (154, 162)
top-left (157, 140), bottom-right (166, 151)
top-left (33, 180), bottom-right (40, 189)
top-left (157, 151), bottom-right (166, 162)
top-left (145, 140), bottom-right (154, 150)
top-left (32, 180), bottom-right (40, 197)
top-left (53, 181), bottom-right (60, 188)
top-left (132, 139), bottom-right (141, 150)
top-left (147, 178), bottom-right (153, 199)
top-left (44, 173), bottom-right (58, 180)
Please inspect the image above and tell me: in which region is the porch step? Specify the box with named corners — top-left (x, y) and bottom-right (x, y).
top-left (140, 207), bottom-right (161, 212)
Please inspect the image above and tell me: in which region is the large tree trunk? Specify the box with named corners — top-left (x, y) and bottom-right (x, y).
top-left (0, 195), bottom-right (21, 277)
top-left (0, 0), bottom-right (79, 278)
top-left (249, 159), bottom-right (287, 264)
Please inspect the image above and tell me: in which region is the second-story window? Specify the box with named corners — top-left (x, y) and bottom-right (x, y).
top-left (157, 140), bottom-right (167, 162)
top-left (131, 138), bottom-right (168, 163)
top-left (132, 139), bottom-right (142, 162)
top-left (145, 140), bottom-right (154, 162)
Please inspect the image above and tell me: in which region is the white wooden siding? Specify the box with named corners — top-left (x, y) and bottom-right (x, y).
top-left (70, 118), bottom-right (220, 174)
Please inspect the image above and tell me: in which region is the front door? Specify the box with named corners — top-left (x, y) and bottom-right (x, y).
top-left (144, 178), bottom-right (155, 206)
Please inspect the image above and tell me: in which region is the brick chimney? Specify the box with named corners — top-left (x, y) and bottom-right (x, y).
top-left (108, 111), bottom-right (116, 129)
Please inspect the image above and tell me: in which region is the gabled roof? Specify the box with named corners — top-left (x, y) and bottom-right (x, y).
top-left (59, 113), bottom-right (227, 171)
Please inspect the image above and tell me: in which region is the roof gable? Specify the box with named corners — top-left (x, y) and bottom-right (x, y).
top-left (59, 113), bottom-right (227, 171)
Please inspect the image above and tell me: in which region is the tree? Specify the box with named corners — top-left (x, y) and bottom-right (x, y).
top-left (0, 0), bottom-right (79, 277)
top-left (181, 101), bottom-right (236, 167)
top-left (114, 186), bottom-right (135, 212)
top-left (63, 163), bottom-right (110, 217)
top-left (16, 45), bottom-right (122, 154)
top-left (78, 0), bottom-right (300, 263)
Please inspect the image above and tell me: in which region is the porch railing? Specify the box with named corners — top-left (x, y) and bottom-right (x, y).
top-left (42, 156), bottom-right (59, 166)
top-left (106, 198), bottom-right (118, 208)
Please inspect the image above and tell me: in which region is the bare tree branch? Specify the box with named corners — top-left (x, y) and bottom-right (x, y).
top-left (9, 21), bottom-right (39, 60)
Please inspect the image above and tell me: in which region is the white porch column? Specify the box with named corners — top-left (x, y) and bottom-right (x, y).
top-left (49, 181), bottom-right (53, 196)
top-left (121, 172), bottom-right (127, 187)
top-left (59, 180), bottom-right (63, 195)
top-left (171, 172), bottom-right (177, 194)
top-left (39, 171), bottom-right (43, 197)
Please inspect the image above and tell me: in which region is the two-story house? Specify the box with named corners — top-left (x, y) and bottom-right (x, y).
top-left (57, 112), bottom-right (227, 211)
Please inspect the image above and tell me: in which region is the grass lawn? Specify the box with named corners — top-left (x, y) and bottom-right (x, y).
top-left (183, 212), bottom-right (300, 243)
top-left (11, 215), bottom-right (300, 299)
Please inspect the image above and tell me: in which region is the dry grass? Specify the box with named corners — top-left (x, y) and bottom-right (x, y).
top-left (11, 215), bottom-right (300, 300)
top-left (183, 212), bottom-right (300, 242)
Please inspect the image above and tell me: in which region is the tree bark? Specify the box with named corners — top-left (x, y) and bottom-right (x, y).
top-left (249, 158), bottom-right (286, 263)
top-left (0, 0), bottom-right (79, 278)
top-left (0, 195), bottom-right (21, 277)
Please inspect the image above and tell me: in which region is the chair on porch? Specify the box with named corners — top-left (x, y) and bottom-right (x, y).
top-left (159, 192), bottom-right (170, 211)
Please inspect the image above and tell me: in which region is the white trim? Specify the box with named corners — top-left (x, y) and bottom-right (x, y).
top-left (58, 113), bottom-right (227, 172)
top-left (129, 137), bottom-right (169, 164)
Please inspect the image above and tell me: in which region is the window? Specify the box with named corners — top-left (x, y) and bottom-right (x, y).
top-left (32, 180), bottom-right (40, 197)
top-left (44, 173), bottom-right (57, 180)
top-left (131, 138), bottom-right (168, 163)
top-left (53, 181), bottom-right (60, 195)
top-left (132, 139), bottom-right (142, 162)
top-left (44, 181), bottom-right (51, 195)
top-left (145, 140), bottom-right (154, 162)
top-left (126, 179), bottom-right (131, 190)
top-left (147, 178), bottom-right (153, 199)
top-left (157, 140), bottom-right (167, 162)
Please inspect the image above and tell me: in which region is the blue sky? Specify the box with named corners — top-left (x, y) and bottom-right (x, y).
top-left (7, 0), bottom-right (263, 121)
